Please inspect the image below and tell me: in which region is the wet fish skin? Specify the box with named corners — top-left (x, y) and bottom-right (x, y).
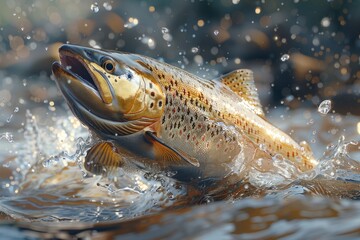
top-left (52, 44), bottom-right (317, 184)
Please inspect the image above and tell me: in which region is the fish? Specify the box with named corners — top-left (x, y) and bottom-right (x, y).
top-left (52, 44), bottom-right (318, 187)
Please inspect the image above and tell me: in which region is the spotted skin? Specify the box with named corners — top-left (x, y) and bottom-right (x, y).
top-left (137, 57), bottom-right (317, 178)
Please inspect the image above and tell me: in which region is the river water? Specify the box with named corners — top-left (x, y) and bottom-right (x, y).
top-left (0, 72), bottom-right (359, 239)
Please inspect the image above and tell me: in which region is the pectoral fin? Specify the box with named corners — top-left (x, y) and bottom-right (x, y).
top-left (144, 131), bottom-right (200, 167)
top-left (84, 142), bottom-right (124, 175)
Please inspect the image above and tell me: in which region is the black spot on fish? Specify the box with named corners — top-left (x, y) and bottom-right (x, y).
top-left (127, 72), bottom-right (133, 80)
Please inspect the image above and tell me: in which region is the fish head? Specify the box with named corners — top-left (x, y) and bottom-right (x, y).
top-left (52, 44), bottom-right (165, 136)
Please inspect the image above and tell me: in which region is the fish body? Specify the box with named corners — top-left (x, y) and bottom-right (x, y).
top-left (52, 45), bottom-right (317, 185)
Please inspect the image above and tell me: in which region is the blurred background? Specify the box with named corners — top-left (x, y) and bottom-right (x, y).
top-left (0, 0), bottom-right (359, 132)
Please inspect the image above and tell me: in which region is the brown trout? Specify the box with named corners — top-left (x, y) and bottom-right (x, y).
top-left (52, 44), bottom-right (317, 186)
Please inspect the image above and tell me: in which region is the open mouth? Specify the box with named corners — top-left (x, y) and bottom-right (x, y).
top-left (60, 53), bottom-right (98, 91)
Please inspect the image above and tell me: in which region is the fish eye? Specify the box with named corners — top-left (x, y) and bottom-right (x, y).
top-left (102, 60), bottom-right (115, 73)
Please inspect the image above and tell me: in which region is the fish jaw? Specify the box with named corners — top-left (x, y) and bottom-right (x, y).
top-left (52, 60), bottom-right (114, 116)
top-left (56, 44), bottom-right (113, 104)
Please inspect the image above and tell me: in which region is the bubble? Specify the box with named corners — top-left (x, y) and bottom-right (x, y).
top-left (90, 2), bottom-right (99, 13)
top-left (141, 37), bottom-right (156, 49)
top-left (318, 100), bottom-right (332, 115)
top-left (103, 2), bottom-right (112, 11)
top-left (124, 18), bottom-right (139, 29)
top-left (191, 47), bottom-right (199, 53)
top-left (194, 55), bottom-right (203, 65)
top-left (321, 17), bottom-right (330, 27)
top-left (281, 54), bottom-right (290, 61)
top-left (161, 27), bottom-right (169, 34)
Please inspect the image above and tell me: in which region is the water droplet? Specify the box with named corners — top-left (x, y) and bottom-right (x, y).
top-left (0, 132), bottom-right (13, 142)
top-left (321, 17), bottom-right (330, 27)
top-left (6, 115), bottom-right (13, 123)
top-left (124, 17), bottom-right (139, 29)
top-left (281, 54), bottom-right (290, 61)
top-left (213, 30), bottom-right (219, 36)
top-left (14, 107), bottom-right (19, 113)
top-left (161, 27), bottom-right (169, 34)
top-left (318, 100), bottom-right (332, 115)
top-left (90, 2), bottom-right (99, 13)
top-left (103, 2), bottom-right (112, 11)
top-left (259, 144), bottom-right (267, 151)
top-left (191, 47), bottom-right (199, 53)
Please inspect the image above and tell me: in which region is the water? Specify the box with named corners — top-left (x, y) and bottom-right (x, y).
top-left (0, 76), bottom-right (359, 238)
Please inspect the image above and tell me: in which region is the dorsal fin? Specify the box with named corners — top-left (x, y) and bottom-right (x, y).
top-left (217, 69), bottom-right (265, 118)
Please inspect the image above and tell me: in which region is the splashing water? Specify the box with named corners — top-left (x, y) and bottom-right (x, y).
top-left (0, 132), bottom-right (13, 143)
top-left (0, 103), bottom-right (359, 238)
top-left (0, 110), bottom-right (186, 222)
